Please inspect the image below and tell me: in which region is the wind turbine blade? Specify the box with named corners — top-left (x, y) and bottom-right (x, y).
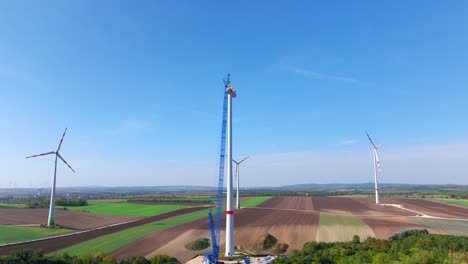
top-left (57, 128), bottom-right (68, 151)
top-left (375, 151), bottom-right (382, 173)
top-left (57, 153), bottom-right (75, 173)
top-left (238, 156), bottom-right (250, 164)
top-left (25, 151), bottom-right (55, 159)
top-left (365, 131), bottom-right (378, 150)
top-left (232, 160), bottom-right (239, 165)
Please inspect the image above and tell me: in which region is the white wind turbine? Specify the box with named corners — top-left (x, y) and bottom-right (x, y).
top-left (366, 131), bottom-right (382, 204)
top-left (26, 128), bottom-right (75, 226)
top-left (233, 156), bottom-right (249, 210)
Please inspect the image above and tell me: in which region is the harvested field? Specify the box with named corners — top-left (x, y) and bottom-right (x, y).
top-left (316, 213), bottom-right (374, 242)
top-left (256, 196), bottom-right (314, 210)
top-left (0, 208), bottom-right (139, 230)
top-left (410, 218), bottom-right (468, 236)
top-left (387, 198), bottom-right (468, 218)
top-left (312, 197), bottom-right (413, 216)
top-left (112, 207), bottom-right (319, 263)
top-left (0, 207), bottom-right (205, 256)
top-left (360, 216), bottom-right (443, 239)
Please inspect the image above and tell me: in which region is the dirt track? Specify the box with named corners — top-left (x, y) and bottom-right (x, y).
top-left (0, 207), bottom-right (206, 256)
top-left (0, 208), bottom-right (140, 230)
top-left (386, 198), bottom-right (468, 218)
top-left (112, 202), bottom-right (319, 262)
top-left (311, 197), bottom-right (415, 216)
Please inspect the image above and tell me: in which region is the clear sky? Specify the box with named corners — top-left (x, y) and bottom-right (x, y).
top-left (1, 1), bottom-right (467, 187)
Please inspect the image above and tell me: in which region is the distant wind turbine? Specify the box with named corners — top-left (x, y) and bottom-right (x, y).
top-left (366, 131), bottom-right (382, 204)
top-left (233, 156), bottom-right (249, 210)
top-left (26, 128), bottom-right (75, 226)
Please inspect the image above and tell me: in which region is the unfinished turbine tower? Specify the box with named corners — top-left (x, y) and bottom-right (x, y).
top-left (233, 156), bottom-right (249, 210)
top-left (26, 128), bottom-right (75, 226)
top-left (366, 131), bottom-right (382, 204)
top-left (225, 75), bottom-right (237, 256)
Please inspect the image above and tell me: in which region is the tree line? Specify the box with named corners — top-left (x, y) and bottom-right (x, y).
top-left (0, 250), bottom-right (180, 264)
top-left (272, 232), bottom-right (468, 264)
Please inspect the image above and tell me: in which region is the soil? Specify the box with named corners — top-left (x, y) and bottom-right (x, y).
top-left (386, 198), bottom-right (468, 218)
top-left (112, 206), bottom-right (319, 262)
top-left (256, 196), bottom-right (314, 210)
top-left (0, 208), bottom-right (140, 230)
top-left (0, 207), bottom-right (206, 256)
top-left (360, 216), bottom-right (444, 239)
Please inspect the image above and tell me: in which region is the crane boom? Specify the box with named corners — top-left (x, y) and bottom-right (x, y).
top-left (204, 75), bottom-right (230, 264)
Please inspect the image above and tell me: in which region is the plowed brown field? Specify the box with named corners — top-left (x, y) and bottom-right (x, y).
top-left (112, 204), bottom-right (319, 262)
top-left (256, 196), bottom-right (314, 210)
top-left (360, 216), bottom-right (443, 239)
top-left (386, 198), bottom-right (468, 218)
top-left (312, 197), bottom-right (414, 216)
top-left (0, 207), bottom-right (205, 256)
top-left (0, 208), bottom-right (140, 230)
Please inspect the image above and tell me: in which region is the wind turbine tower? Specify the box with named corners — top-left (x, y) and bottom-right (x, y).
top-left (225, 75), bottom-right (237, 256)
top-left (233, 156), bottom-right (249, 210)
top-left (26, 128), bottom-right (75, 226)
top-left (366, 131), bottom-right (382, 204)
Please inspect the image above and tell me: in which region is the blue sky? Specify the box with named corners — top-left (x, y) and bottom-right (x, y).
top-left (1, 1), bottom-right (467, 187)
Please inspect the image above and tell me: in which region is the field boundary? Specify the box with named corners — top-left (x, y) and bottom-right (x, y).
top-left (0, 207), bottom-right (206, 255)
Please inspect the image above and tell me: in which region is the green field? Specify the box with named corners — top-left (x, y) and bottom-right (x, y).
top-left (0, 226), bottom-right (71, 245)
top-left (319, 212), bottom-right (367, 226)
top-left (240, 196), bottom-right (272, 207)
top-left (54, 209), bottom-right (210, 256)
top-left (0, 203), bottom-right (27, 208)
top-left (57, 202), bottom-right (189, 217)
top-left (54, 196), bottom-right (271, 255)
top-left (440, 199), bottom-right (468, 207)
top-left (411, 218), bottom-right (468, 236)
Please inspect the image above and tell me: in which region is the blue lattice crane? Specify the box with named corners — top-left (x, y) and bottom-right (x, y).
top-left (204, 75), bottom-right (233, 264)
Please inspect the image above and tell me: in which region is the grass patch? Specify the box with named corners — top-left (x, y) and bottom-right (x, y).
top-left (57, 202), bottom-right (188, 217)
top-left (439, 199), bottom-right (468, 207)
top-left (319, 213), bottom-right (367, 226)
top-left (185, 238), bottom-right (210, 251)
top-left (0, 226), bottom-right (71, 245)
top-left (54, 209), bottom-right (210, 256)
top-left (0, 203), bottom-right (27, 208)
top-left (240, 196), bottom-right (272, 207)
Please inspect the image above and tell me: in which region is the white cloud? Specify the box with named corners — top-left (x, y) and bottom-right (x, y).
top-left (240, 142), bottom-right (468, 186)
top-left (337, 139), bottom-right (359, 146)
top-left (295, 68), bottom-right (358, 83)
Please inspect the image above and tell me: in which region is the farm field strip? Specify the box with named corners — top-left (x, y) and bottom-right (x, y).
top-left (387, 198), bottom-right (468, 218)
top-left (56, 202), bottom-right (189, 217)
top-left (54, 209), bottom-right (210, 256)
top-left (0, 226), bottom-right (71, 245)
top-left (410, 217), bottom-right (468, 236)
top-left (438, 199), bottom-right (468, 207)
top-left (113, 206), bottom-right (320, 262)
top-left (240, 196), bottom-right (272, 208)
top-left (0, 208), bottom-right (140, 230)
top-left (53, 196), bottom-right (269, 256)
top-left (0, 207), bottom-right (205, 256)
top-left (316, 212), bottom-right (374, 242)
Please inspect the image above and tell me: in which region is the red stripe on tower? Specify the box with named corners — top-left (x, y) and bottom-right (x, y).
top-left (226, 210), bottom-right (234, 215)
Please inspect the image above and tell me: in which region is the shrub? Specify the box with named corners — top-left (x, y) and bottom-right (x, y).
top-left (149, 255), bottom-right (180, 264)
top-left (254, 234), bottom-right (278, 251)
top-left (185, 238), bottom-right (210, 251)
top-left (389, 229), bottom-right (429, 241)
top-left (272, 243), bottom-right (289, 254)
top-left (120, 256), bottom-right (149, 264)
